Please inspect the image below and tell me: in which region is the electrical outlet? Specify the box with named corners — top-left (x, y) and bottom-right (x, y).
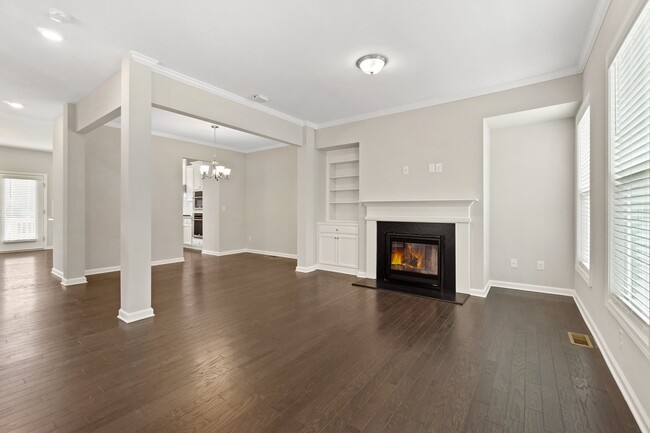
top-left (537, 260), bottom-right (545, 271)
top-left (619, 329), bottom-right (624, 350)
top-left (436, 163), bottom-right (443, 173)
top-left (510, 258), bottom-right (518, 269)
top-left (429, 163), bottom-right (436, 173)
top-left (402, 165), bottom-right (410, 175)
top-left (248, 235), bottom-right (252, 242)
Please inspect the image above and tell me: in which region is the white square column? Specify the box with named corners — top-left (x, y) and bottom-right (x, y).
top-left (51, 104), bottom-right (87, 286)
top-left (118, 55), bottom-right (154, 323)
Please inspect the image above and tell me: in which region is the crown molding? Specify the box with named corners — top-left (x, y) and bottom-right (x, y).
top-left (315, 66), bottom-right (582, 129)
top-left (578, 0), bottom-right (611, 70)
top-left (128, 51), bottom-right (314, 129)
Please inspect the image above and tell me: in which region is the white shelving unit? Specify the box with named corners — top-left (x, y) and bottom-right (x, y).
top-left (326, 147), bottom-right (359, 222)
top-left (318, 146), bottom-right (360, 275)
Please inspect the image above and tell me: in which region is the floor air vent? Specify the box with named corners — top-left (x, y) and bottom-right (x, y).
top-left (568, 332), bottom-right (593, 348)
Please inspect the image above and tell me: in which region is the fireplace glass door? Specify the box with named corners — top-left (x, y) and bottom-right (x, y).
top-left (385, 234), bottom-right (443, 287)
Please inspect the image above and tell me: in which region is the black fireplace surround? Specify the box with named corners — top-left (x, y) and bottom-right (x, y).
top-left (377, 221), bottom-right (456, 299)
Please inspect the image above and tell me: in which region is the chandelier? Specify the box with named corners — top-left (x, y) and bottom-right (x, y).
top-left (200, 125), bottom-right (231, 180)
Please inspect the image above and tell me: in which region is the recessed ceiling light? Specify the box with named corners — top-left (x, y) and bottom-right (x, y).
top-left (37, 27), bottom-right (64, 42)
top-left (4, 101), bottom-right (24, 109)
top-left (356, 54), bottom-right (388, 75)
top-left (48, 8), bottom-right (72, 23)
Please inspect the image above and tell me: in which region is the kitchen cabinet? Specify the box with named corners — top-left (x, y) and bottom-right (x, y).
top-left (183, 217), bottom-right (192, 245)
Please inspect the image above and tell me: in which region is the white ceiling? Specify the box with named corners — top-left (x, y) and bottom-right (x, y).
top-left (108, 108), bottom-right (286, 153)
top-left (1, 0), bottom-right (606, 150)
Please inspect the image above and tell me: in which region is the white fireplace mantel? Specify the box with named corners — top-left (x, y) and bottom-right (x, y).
top-left (361, 199), bottom-right (478, 294)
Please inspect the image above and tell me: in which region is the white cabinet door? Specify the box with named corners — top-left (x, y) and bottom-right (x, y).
top-left (193, 165), bottom-right (203, 191)
top-left (318, 234), bottom-right (338, 266)
top-left (186, 166), bottom-right (194, 192)
top-left (183, 224), bottom-right (191, 245)
top-left (337, 235), bottom-right (358, 268)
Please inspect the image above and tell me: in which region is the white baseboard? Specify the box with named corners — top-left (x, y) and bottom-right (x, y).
top-left (295, 265), bottom-right (318, 273)
top-left (84, 257), bottom-right (185, 276)
top-left (488, 280), bottom-right (574, 297)
top-left (85, 266), bottom-right (121, 276)
top-left (246, 248), bottom-right (297, 260)
top-left (203, 248), bottom-right (297, 259)
top-left (314, 264), bottom-right (359, 276)
top-left (61, 276), bottom-right (88, 286)
top-left (469, 281), bottom-right (493, 297)
top-left (152, 257), bottom-right (185, 266)
top-left (202, 249), bottom-right (246, 256)
top-left (43, 246), bottom-right (53, 250)
top-left (574, 294), bottom-right (650, 433)
top-left (357, 271), bottom-right (367, 278)
top-left (117, 308), bottom-right (155, 323)
top-left (51, 267), bottom-right (87, 286)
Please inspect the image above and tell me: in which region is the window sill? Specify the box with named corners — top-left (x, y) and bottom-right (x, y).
top-left (606, 298), bottom-right (650, 360)
top-left (576, 263), bottom-right (591, 287)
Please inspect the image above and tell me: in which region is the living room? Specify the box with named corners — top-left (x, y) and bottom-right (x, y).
top-left (0, 0), bottom-right (648, 432)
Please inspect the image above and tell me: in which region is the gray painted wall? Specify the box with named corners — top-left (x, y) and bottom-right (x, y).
top-left (0, 145), bottom-right (53, 248)
top-left (245, 145), bottom-right (297, 255)
top-left (489, 118), bottom-right (575, 288)
top-left (576, 0), bottom-right (650, 424)
top-left (316, 74), bottom-right (583, 288)
top-left (84, 126), bottom-right (295, 270)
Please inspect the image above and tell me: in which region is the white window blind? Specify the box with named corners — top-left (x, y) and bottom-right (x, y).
top-left (577, 106), bottom-right (591, 271)
top-left (609, 3), bottom-right (650, 325)
top-left (3, 178), bottom-right (38, 243)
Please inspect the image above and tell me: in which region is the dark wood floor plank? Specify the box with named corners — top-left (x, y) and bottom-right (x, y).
top-left (0, 251), bottom-right (640, 433)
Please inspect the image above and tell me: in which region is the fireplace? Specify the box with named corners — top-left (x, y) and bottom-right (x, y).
top-left (376, 221), bottom-right (456, 299)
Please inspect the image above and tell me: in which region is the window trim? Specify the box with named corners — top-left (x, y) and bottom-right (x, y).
top-left (575, 98), bottom-right (591, 287)
top-left (605, 0), bottom-right (650, 358)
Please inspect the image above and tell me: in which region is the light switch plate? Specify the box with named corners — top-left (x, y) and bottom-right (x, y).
top-left (510, 258), bottom-right (518, 268)
top-left (436, 163), bottom-right (443, 173)
top-left (402, 165), bottom-right (409, 175)
top-left (537, 260), bottom-right (545, 270)
top-left (429, 163), bottom-right (436, 173)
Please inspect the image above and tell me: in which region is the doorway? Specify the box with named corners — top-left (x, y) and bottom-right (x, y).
top-left (0, 172), bottom-right (46, 252)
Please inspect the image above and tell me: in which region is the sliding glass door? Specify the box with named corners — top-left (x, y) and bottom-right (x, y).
top-left (0, 173), bottom-right (45, 251)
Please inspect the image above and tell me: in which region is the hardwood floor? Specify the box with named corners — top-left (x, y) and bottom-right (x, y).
top-left (0, 249), bottom-right (640, 433)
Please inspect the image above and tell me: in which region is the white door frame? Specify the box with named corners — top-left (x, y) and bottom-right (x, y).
top-left (0, 171), bottom-right (48, 252)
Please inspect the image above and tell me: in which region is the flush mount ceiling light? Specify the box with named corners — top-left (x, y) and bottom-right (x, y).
top-left (356, 54), bottom-right (388, 75)
top-left (200, 125), bottom-right (232, 181)
top-left (48, 8), bottom-right (72, 23)
top-left (4, 101), bottom-right (24, 109)
top-left (37, 27), bottom-right (64, 42)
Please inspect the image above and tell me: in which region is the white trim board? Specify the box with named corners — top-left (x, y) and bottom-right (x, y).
top-left (202, 248), bottom-right (297, 259)
top-left (84, 257), bottom-right (185, 276)
top-left (117, 308), bottom-right (155, 323)
top-left (487, 280), bottom-right (575, 297)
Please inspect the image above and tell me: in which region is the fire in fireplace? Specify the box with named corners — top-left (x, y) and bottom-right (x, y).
top-left (390, 241), bottom-right (439, 275)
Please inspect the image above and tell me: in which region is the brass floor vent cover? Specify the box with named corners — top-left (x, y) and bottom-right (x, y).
top-left (568, 332), bottom-right (593, 348)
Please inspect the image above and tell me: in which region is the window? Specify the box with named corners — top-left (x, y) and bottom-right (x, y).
top-left (577, 106), bottom-right (591, 277)
top-left (608, 2), bottom-right (650, 329)
top-left (2, 178), bottom-right (38, 243)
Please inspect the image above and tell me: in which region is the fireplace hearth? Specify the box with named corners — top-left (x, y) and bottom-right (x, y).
top-left (353, 221), bottom-right (466, 304)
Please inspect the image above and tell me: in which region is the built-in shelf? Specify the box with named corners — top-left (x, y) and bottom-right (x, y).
top-left (326, 147), bottom-right (360, 222)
